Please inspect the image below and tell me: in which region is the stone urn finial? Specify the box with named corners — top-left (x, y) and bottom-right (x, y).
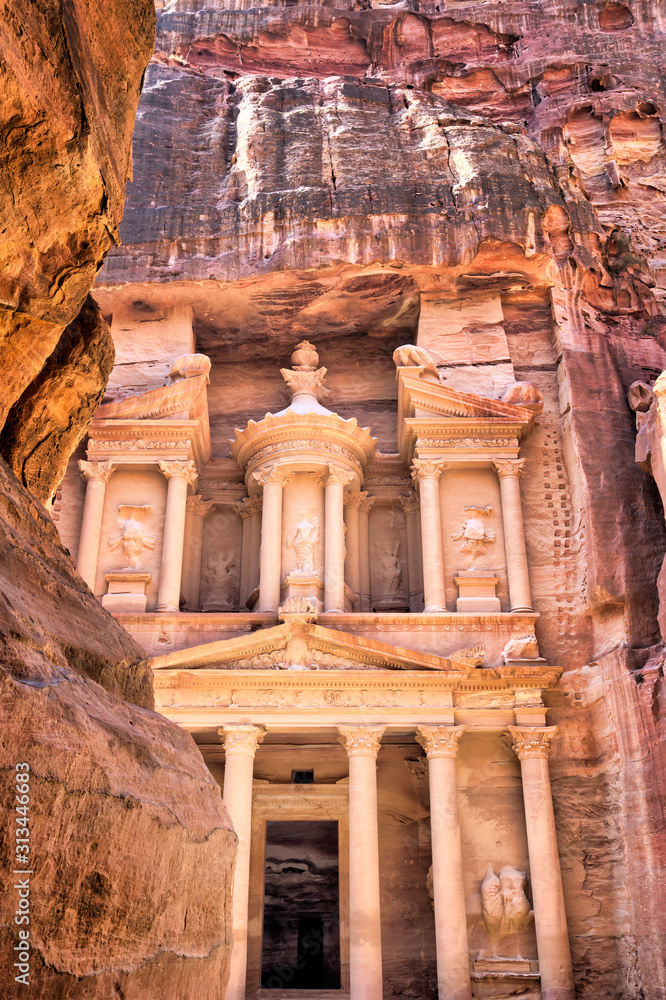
top-left (291, 341), bottom-right (319, 372)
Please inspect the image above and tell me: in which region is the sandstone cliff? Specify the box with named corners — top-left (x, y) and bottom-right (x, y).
top-left (0, 3), bottom-right (237, 997)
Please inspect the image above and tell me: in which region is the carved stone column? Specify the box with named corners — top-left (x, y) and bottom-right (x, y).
top-left (219, 725), bottom-right (265, 1000)
top-left (76, 460), bottom-right (114, 591)
top-left (156, 460), bottom-right (198, 612)
top-left (400, 492), bottom-right (422, 612)
top-left (508, 727), bottom-right (574, 1000)
top-left (249, 497), bottom-right (262, 598)
top-left (344, 491), bottom-right (365, 607)
top-left (255, 466), bottom-right (291, 613)
top-left (338, 725), bottom-right (386, 1000)
top-left (324, 467), bottom-right (354, 612)
top-left (412, 460), bottom-right (448, 612)
top-left (493, 459), bottom-right (533, 612)
top-left (236, 497), bottom-right (255, 607)
top-left (182, 495), bottom-right (213, 611)
top-left (358, 494), bottom-right (375, 611)
top-left (416, 726), bottom-right (471, 1000)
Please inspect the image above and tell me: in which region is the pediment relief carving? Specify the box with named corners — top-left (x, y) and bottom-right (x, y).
top-left (149, 620), bottom-right (485, 674)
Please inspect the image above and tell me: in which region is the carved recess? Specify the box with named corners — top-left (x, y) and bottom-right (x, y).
top-left (507, 725), bottom-right (558, 760)
top-left (218, 724), bottom-right (265, 757)
top-left (416, 725), bottom-right (466, 759)
top-left (338, 725), bottom-right (386, 757)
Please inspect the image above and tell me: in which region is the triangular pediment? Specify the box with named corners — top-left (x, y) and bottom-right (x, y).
top-left (148, 620), bottom-right (484, 673)
top-left (398, 370), bottom-right (536, 424)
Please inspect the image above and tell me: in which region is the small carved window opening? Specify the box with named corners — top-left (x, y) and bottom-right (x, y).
top-left (291, 769), bottom-right (315, 784)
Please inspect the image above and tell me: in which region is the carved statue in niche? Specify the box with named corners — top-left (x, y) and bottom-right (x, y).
top-left (451, 506), bottom-right (495, 563)
top-left (108, 505), bottom-right (156, 569)
top-left (203, 552), bottom-right (237, 604)
top-left (479, 864), bottom-right (534, 958)
top-left (287, 518), bottom-right (319, 573)
top-left (374, 540), bottom-right (403, 597)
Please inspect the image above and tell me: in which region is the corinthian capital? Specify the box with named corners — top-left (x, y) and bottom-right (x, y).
top-left (399, 492), bottom-right (420, 514)
top-left (78, 459), bottom-right (114, 483)
top-left (324, 467), bottom-right (355, 488)
top-left (218, 725), bottom-right (265, 757)
top-left (186, 495), bottom-right (214, 518)
top-left (507, 725), bottom-right (557, 760)
top-left (416, 725), bottom-right (466, 759)
top-left (253, 465), bottom-right (292, 488)
top-left (338, 725), bottom-right (386, 758)
top-left (411, 459), bottom-right (444, 482)
top-left (344, 490), bottom-right (368, 509)
top-left (158, 459), bottom-right (199, 486)
top-left (493, 458), bottom-right (526, 480)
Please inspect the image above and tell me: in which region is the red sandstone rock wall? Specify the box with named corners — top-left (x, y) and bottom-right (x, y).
top-left (0, 4), bottom-right (237, 997)
top-left (93, 0), bottom-right (666, 995)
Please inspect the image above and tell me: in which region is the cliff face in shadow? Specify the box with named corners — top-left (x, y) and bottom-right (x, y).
top-left (0, 4), bottom-right (237, 997)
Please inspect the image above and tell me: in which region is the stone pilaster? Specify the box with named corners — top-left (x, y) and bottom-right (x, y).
top-left (493, 459), bottom-right (533, 613)
top-left (344, 491), bottom-right (366, 607)
top-left (324, 467), bottom-right (354, 612)
top-left (400, 492), bottom-right (422, 611)
top-left (156, 460), bottom-right (198, 612)
top-left (76, 460), bottom-right (115, 591)
top-left (358, 493), bottom-right (375, 611)
top-left (507, 727), bottom-right (574, 1000)
top-left (183, 495), bottom-right (213, 611)
top-left (254, 465), bottom-right (291, 613)
top-left (411, 460), bottom-right (449, 613)
top-left (338, 725), bottom-right (386, 1000)
top-left (416, 726), bottom-right (471, 1000)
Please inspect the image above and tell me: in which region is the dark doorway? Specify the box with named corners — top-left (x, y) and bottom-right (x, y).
top-left (261, 820), bottom-right (341, 990)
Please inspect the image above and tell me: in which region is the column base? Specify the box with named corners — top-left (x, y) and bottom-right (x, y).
top-left (424, 606), bottom-right (452, 614)
top-left (156, 604), bottom-right (180, 613)
top-left (510, 605), bottom-right (535, 613)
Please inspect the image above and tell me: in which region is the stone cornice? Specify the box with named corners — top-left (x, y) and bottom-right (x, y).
top-left (87, 419), bottom-right (207, 467)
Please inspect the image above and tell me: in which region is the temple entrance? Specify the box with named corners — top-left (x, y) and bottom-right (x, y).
top-left (261, 820), bottom-right (342, 991)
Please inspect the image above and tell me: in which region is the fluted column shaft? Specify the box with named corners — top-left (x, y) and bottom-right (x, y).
top-left (417, 726), bottom-right (471, 1000)
top-left (508, 727), bottom-right (574, 1000)
top-left (400, 493), bottom-right (422, 611)
top-left (344, 492), bottom-right (364, 607)
top-left (219, 725), bottom-right (265, 1000)
top-left (183, 496), bottom-right (212, 611)
top-left (255, 466), bottom-right (290, 613)
top-left (157, 460), bottom-right (198, 612)
top-left (412, 461), bottom-right (448, 612)
top-left (339, 725), bottom-right (386, 1000)
top-left (358, 495), bottom-right (375, 611)
top-left (324, 468), bottom-right (353, 612)
top-left (76, 460), bottom-right (114, 591)
top-left (493, 460), bottom-right (533, 612)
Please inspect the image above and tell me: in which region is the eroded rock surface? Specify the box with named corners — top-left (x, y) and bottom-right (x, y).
top-left (0, 457), bottom-right (236, 998)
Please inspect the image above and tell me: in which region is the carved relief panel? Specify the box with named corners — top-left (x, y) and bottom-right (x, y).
top-left (439, 468), bottom-right (509, 611)
top-left (201, 506), bottom-right (242, 612)
top-left (95, 469), bottom-right (166, 610)
top-left (368, 501), bottom-right (409, 611)
top-left (281, 472), bottom-right (325, 581)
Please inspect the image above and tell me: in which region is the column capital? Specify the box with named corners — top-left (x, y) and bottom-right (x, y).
top-left (218, 725), bottom-right (265, 757)
top-left (186, 495), bottom-right (214, 518)
top-left (416, 725), bottom-right (466, 759)
top-left (411, 459), bottom-right (444, 482)
top-left (158, 459), bottom-right (199, 486)
top-left (399, 492), bottom-right (420, 514)
top-left (344, 490), bottom-right (368, 509)
top-left (252, 464), bottom-right (292, 488)
top-left (236, 496), bottom-right (262, 518)
top-left (507, 725), bottom-right (557, 760)
top-left (493, 458), bottom-right (526, 480)
top-left (358, 494), bottom-right (376, 513)
top-left (324, 466), bottom-right (355, 488)
top-left (78, 459), bottom-right (114, 483)
top-left (338, 725), bottom-right (386, 758)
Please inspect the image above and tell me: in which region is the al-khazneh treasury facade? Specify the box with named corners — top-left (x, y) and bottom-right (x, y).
top-left (58, 332), bottom-right (577, 1000)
